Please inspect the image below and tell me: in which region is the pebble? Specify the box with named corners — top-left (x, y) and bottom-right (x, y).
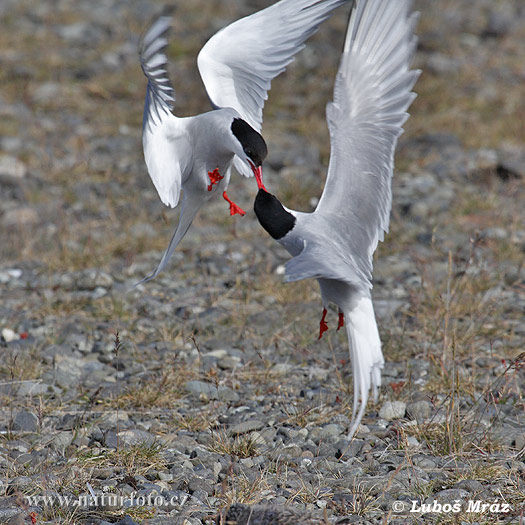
top-left (11, 411), bottom-right (38, 433)
top-left (229, 420), bottom-right (265, 436)
top-left (406, 400), bottom-right (431, 421)
top-left (379, 401), bottom-right (407, 421)
top-left (117, 429), bottom-right (156, 447)
top-left (2, 207), bottom-right (39, 228)
top-left (1, 328), bottom-right (18, 342)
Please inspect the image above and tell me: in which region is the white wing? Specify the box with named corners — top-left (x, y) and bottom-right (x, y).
top-left (197, 0), bottom-right (349, 177)
top-left (309, 0), bottom-right (420, 285)
top-left (140, 16), bottom-right (190, 208)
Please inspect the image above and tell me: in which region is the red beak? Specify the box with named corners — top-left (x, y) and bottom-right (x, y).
top-left (249, 161), bottom-right (266, 191)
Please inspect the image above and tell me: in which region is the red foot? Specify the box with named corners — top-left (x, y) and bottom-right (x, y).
top-left (223, 191), bottom-right (246, 216)
top-left (318, 308), bottom-right (328, 340)
top-left (337, 312), bottom-right (345, 331)
top-left (207, 168), bottom-right (223, 191)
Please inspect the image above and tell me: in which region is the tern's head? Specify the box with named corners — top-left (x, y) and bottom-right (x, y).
top-left (254, 188), bottom-right (296, 240)
top-left (230, 118), bottom-right (268, 189)
top-left (231, 118), bottom-right (268, 168)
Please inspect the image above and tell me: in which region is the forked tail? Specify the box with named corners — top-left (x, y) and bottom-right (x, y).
top-left (345, 295), bottom-right (384, 438)
top-left (135, 190), bottom-right (204, 286)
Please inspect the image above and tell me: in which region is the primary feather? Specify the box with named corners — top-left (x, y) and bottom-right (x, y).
top-left (255, 0), bottom-right (420, 437)
top-left (312, 0), bottom-right (420, 284)
top-left (197, 0), bottom-right (348, 177)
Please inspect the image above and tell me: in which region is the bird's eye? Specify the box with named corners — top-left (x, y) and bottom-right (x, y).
top-left (244, 148), bottom-right (253, 158)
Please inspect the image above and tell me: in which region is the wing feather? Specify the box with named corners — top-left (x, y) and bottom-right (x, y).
top-left (139, 17), bottom-right (190, 208)
top-left (312, 0), bottom-right (420, 285)
top-left (198, 0), bottom-right (349, 177)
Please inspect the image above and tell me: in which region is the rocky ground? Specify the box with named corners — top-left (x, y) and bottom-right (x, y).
top-left (1, 0), bottom-right (524, 524)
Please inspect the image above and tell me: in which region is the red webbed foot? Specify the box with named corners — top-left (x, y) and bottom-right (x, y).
top-left (223, 191), bottom-right (246, 216)
top-left (207, 168), bottom-right (224, 191)
top-left (318, 308), bottom-right (328, 340)
top-left (337, 312), bottom-right (345, 331)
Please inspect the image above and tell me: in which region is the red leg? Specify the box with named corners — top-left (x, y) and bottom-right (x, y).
top-left (318, 308), bottom-right (328, 340)
top-left (207, 168), bottom-right (223, 191)
top-left (337, 312), bottom-right (345, 331)
top-left (223, 191), bottom-right (246, 216)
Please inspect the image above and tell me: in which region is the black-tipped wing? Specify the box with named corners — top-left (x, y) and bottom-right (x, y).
top-left (139, 17), bottom-right (190, 208)
top-left (140, 16), bottom-right (175, 128)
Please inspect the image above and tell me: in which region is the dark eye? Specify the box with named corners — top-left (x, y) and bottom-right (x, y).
top-left (244, 148), bottom-right (254, 158)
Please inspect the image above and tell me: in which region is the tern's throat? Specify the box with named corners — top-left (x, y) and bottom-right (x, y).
top-left (254, 189), bottom-right (296, 240)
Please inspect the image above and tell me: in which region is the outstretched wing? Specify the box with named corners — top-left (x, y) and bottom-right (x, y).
top-left (314, 0), bottom-right (420, 284)
top-left (197, 0), bottom-right (348, 177)
top-left (140, 16), bottom-right (190, 208)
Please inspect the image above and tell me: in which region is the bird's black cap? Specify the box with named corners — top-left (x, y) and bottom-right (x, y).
top-left (231, 118), bottom-right (268, 167)
top-left (254, 188), bottom-right (296, 240)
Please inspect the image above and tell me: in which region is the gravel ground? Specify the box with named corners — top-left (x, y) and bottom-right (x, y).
top-left (1, 0), bottom-right (524, 524)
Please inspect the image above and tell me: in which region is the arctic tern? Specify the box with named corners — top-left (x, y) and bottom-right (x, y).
top-left (138, 0), bottom-right (348, 283)
top-left (254, 0), bottom-right (420, 437)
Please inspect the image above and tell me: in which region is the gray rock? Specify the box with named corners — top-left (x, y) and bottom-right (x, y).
top-left (6, 514), bottom-right (26, 525)
top-left (453, 479), bottom-right (484, 493)
top-left (0, 155), bottom-right (27, 178)
top-left (379, 401), bottom-right (406, 421)
top-left (15, 381), bottom-right (49, 397)
top-left (188, 477), bottom-right (213, 496)
top-left (117, 429), bottom-right (156, 447)
top-left (53, 355), bottom-right (83, 388)
top-left (12, 411), bottom-right (38, 432)
top-left (430, 488), bottom-right (470, 504)
top-left (406, 400), bottom-right (431, 421)
top-left (320, 423), bottom-right (345, 439)
top-left (52, 431), bottom-right (74, 448)
top-left (185, 380), bottom-right (239, 402)
top-left (229, 420), bottom-right (265, 436)
top-left (185, 381), bottom-right (219, 398)
top-left (2, 207), bottom-right (39, 228)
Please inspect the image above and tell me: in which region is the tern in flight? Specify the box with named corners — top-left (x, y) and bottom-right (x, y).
top-left (254, 0), bottom-right (420, 437)
top-left (138, 0), bottom-right (348, 283)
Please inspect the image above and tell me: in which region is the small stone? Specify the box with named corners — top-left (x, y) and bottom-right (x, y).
top-left (454, 479), bottom-right (484, 493)
top-left (188, 478), bottom-right (214, 496)
top-left (17, 381), bottom-right (49, 397)
top-left (405, 436), bottom-right (420, 448)
top-left (52, 431), bottom-right (74, 448)
top-left (0, 155), bottom-right (27, 178)
top-left (185, 381), bottom-right (219, 398)
top-left (12, 411), bottom-right (38, 432)
top-left (1, 328), bottom-right (18, 342)
top-left (430, 488), bottom-right (470, 504)
top-left (117, 429), bottom-right (156, 447)
top-left (2, 207), bottom-right (39, 227)
top-left (379, 401), bottom-right (406, 421)
top-left (320, 423), bottom-right (345, 438)
top-left (6, 514), bottom-right (25, 525)
top-left (229, 420), bottom-right (265, 436)
top-left (0, 268), bottom-right (22, 284)
top-left (406, 400), bottom-right (431, 421)
top-left (414, 457), bottom-right (436, 469)
top-left (9, 476), bottom-right (33, 490)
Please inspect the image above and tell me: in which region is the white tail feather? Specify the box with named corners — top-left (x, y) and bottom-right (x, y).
top-left (345, 296), bottom-right (384, 438)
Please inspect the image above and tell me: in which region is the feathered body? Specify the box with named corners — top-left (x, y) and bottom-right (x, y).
top-left (254, 0), bottom-right (420, 437)
top-left (138, 0), bottom-right (348, 281)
